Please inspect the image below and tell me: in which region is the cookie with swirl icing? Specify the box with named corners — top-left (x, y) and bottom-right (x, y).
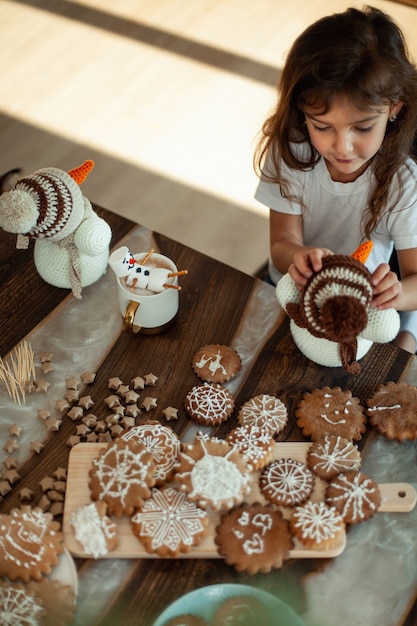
top-left (307, 435), bottom-right (361, 480)
top-left (184, 382), bottom-right (234, 426)
top-left (295, 386), bottom-right (366, 441)
top-left (259, 458), bottom-right (315, 507)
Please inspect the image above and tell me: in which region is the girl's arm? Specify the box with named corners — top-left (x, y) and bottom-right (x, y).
top-left (372, 247), bottom-right (417, 311)
top-left (270, 209), bottom-right (333, 288)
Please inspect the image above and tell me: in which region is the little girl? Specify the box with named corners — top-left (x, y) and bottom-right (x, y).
top-left (254, 6), bottom-right (417, 353)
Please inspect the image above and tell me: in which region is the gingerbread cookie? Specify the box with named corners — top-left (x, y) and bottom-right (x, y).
top-left (215, 502), bottom-right (293, 573)
top-left (184, 382), bottom-right (234, 426)
top-left (122, 421), bottom-right (181, 485)
top-left (0, 506), bottom-right (64, 582)
top-left (0, 581), bottom-right (45, 625)
top-left (226, 424), bottom-right (274, 470)
top-left (237, 394), bottom-right (288, 435)
top-left (213, 596), bottom-right (274, 626)
top-left (259, 458), bottom-right (315, 507)
top-left (366, 381), bottom-right (417, 441)
top-left (176, 437), bottom-right (250, 510)
top-left (295, 386), bottom-right (366, 441)
top-left (290, 501), bottom-right (345, 551)
top-left (192, 344), bottom-right (241, 383)
top-left (88, 438), bottom-right (155, 517)
top-left (26, 579), bottom-right (76, 626)
top-left (131, 486), bottom-right (208, 556)
top-left (307, 435), bottom-right (361, 480)
top-left (325, 470), bottom-right (381, 524)
top-left (71, 501), bottom-right (118, 558)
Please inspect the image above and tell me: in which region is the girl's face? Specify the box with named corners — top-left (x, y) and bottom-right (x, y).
top-left (304, 97), bottom-right (402, 183)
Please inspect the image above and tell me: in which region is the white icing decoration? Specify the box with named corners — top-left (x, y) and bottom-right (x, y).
top-left (0, 510), bottom-right (56, 569)
top-left (310, 436), bottom-right (360, 474)
top-left (71, 502), bottom-right (116, 558)
top-left (233, 509), bottom-right (274, 556)
top-left (327, 473), bottom-right (379, 521)
top-left (293, 501), bottom-right (343, 543)
top-left (186, 382), bottom-right (233, 423)
top-left (132, 487), bottom-right (206, 552)
top-left (367, 404), bottom-right (401, 411)
top-left (239, 395), bottom-right (287, 434)
top-left (0, 586), bottom-right (44, 625)
top-left (195, 349), bottom-right (227, 377)
top-left (122, 424), bottom-right (180, 482)
top-left (92, 444), bottom-right (151, 508)
top-left (261, 459), bottom-right (314, 505)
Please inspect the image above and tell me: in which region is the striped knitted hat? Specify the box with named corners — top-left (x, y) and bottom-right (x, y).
top-left (285, 243), bottom-right (374, 374)
top-left (0, 160), bottom-right (94, 248)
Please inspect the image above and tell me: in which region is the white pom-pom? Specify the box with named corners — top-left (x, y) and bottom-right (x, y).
top-left (0, 189), bottom-right (39, 233)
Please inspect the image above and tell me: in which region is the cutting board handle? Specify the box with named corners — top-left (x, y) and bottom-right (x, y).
top-left (378, 483), bottom-right (416, 512)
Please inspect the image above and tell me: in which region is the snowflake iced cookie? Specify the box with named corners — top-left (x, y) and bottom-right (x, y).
top-left (184, 382), bottom-right (234, 426)
top-left (259, 458), bottom-right (315, 507)
top-left (290, 501), bottom-right (345, 551)
top-left (226, 424), bottom-right (274, 471)
top-left (131, 486), bottom-right (208, 556)
top-left (214, 502), bottom-right (293, 573)
top-left (0, 506), bottom-right (64, 582)
top-left (71, 501), bottom-right (118, 558)
top-left (295, 386), bottom-right (367, 441)
top-left (88, 438), bottom-right (155, 517)
top-left (365, 381), bottom-right (417, 441)
top-left (191, 344), bottom-right (241, 383)
top-left (325, 470), bottom-right (381, 524)
top-left (121, 421), bottom-right (180, 485)
top-left (237, 394), bottom-right (288, 436)
top-left (175, 438), bottom-right (250, 510)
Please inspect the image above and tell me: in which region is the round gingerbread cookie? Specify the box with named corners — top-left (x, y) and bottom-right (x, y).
top-left (26, 579), bottom-right (76, 626)
top-left (307, 435), bottom-right (361, 480)
top-left (295, 386), bottom-right (366, 441)
top-left (237, 394), bottom-right (288, 435)
top-left (192, 344), bottom-right (241, 383)
top-left (121, 421), bottom-right (181, 485)
top-left (290, 501), bottom-right (345, 551)
top-left (226, 424), bottom-right (274, 471)
top-left (259, 458), bottom-right (315, 507)
top-left (0, 581), bottom-right (45, 624)
top-left (0, 506), bottom-right (64, 582)
top-left (214, 501), bottom-right (294, 574)
top-left (213, 595), bottom-right (274, 626)
top-left (88, 438), bottom-right (155, 517)
top-left (325, 470), bottom-right (381, 524)
top-left (176, 437), bottom-right (250, 510)
top-left (366, 381), bottom-right (417, 441)
top-left (131, 485), bottom-right (207, 557)
top-left (184, 382), bottom-right (234, 426)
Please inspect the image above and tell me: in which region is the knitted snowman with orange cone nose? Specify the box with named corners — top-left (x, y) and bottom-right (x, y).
top-left (0, 160), bottom-right (111, 298)
top-left (276, 241), bottom-right (400, 374)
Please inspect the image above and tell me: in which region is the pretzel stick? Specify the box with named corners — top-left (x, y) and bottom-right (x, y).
top-left (130, 278), bottom-right (138, 290)
top-left (167, 270), bottom-right (188, 277)
top-left (163, 284), bottom-right (182, 290)
top-left (140, 248), bottom-right (155, 265)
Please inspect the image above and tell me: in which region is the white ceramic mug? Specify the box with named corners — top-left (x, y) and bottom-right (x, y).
top-left (115, 252), bottom-right (179, 334)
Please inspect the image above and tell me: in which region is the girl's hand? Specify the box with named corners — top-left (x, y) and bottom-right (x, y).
top-left (289, 247), bottom-right (333, 290)
top-left (371, 263), bottom-right (402, 309)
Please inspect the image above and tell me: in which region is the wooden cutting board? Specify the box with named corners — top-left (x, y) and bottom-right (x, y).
top-left (63, 442), bottom-right (416, 560)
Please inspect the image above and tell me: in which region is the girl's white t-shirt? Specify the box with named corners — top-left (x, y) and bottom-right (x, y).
top-left (254, 143), bottom-right (417, 284)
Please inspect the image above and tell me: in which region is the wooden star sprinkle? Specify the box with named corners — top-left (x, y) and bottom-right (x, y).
top-left (131, 376), bottom-right (145, 390)
top-left (8, 423), bottom-right (22, 437)
top-left (144, 373), bottom-right (158, 386)
top-left (44, 416), bottom-right (62, 432)
top-left (39, 351), bottom-right (54, 363)
top-left (108, 377), bottom-right (123, 390)
top-left (141, 397), bottom-right (158, 412)
top-left (30, 440), bottom-right (44, 454)
top-left (162, 406), bottom-right (179, 421)
top-left (81, 371), bottom-right (96, 384)
top-left (66, 376), bottom-right (80, 390)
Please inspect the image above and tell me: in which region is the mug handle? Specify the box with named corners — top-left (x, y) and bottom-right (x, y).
top-left (123, 301), bottom-right (142, 334)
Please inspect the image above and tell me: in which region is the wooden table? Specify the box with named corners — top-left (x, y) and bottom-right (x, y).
top-left (0, 206), bottom-right (416, 626)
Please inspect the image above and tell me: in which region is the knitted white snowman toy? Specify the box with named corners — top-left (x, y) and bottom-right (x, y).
top-left (275, 242), bottom-right (400, 374)
top-left (0, 160), bottom-right (111, 299)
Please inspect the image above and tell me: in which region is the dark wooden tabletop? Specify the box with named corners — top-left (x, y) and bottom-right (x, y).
top-left (0, 206), bottom-right (415, 626)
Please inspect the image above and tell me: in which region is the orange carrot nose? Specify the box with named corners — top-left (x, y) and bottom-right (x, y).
top-left (351, 240), bottom-right (373, 264)
top-left (68, 159), bottom-right (95, 184)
